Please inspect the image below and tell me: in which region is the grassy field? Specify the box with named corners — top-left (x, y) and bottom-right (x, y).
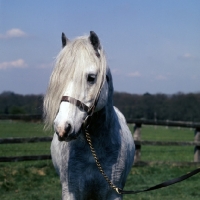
top-left (0, 121), bottom-right (200, 200)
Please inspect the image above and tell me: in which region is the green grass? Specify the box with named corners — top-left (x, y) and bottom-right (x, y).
top-left (0, 161), bottom-right (61, 200)
top-left (1, 162), bottom-right (199, 200)
top-left (123, 165), bottom-right (200, 200)
top-left (128, 124), bottom-right (194, 142)
top-left (0, 120), bottom-right (51, 138)
top-left (0, 121), bottom-right (200, 199)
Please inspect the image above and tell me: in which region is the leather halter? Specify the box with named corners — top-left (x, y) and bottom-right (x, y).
top-left (61, 79), bottom-right (103, 130)
top-left (61, 96), bottom-right (90, 113)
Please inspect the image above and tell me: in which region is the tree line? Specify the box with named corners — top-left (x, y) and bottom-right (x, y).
top-left (0, 92), bottom-right (43, 115)
top-left (113, 92), bottom-right (200, 122)
top-left (0, 91), bottom-right (200, 122)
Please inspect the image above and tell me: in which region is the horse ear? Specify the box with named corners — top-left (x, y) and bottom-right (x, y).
top-left (89, 31), bottom-right (101, 57)
top-left (62, 32), bottom-right (68, 48)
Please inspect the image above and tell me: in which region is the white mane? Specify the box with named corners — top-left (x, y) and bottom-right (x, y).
top-left (44, 35), bottom-right (107, 129)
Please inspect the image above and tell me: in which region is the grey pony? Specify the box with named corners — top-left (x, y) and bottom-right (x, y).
top-left (49, 32), bottom-right (135, 200)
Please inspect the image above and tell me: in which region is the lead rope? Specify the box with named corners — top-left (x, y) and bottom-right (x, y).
top-left (85, 130), bottom-right (200, 195)
top-left (85, 131), bottom-right (122, 194)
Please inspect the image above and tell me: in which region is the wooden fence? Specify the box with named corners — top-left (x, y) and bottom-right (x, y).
top-left (0, 117), bottom-right (200, 165)
top-left (0, 136), bottom-right (52, 162)
top-left (126, 119), bottom-right (200, 166)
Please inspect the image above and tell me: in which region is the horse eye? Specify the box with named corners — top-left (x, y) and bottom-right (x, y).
top-left (87, 74), bottom-right (96, 84)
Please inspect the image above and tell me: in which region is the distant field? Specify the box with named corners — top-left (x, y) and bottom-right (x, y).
top-left (134, 125), bottom-right (195, 162)
top-left (0, 121), bottom-right (50, 138)
top-left (0, 121), bottom-right (200, 199)
top-left (0, 121), bottom-right (51, 157)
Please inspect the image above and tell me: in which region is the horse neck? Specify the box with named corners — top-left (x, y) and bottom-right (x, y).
top-left (88, 95), bottom-right (114, 137)
top-left (87, 68), bottom-right (114, 137)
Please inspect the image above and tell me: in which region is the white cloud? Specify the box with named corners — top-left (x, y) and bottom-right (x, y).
top-left (127, 71), bottom-right (141, 77)
top-left (37, 62), bottom-right (53, 69)
top-left (183, 53), bottom-right (193, 59)
top-left (0, 28), bottom-right (27, 39)
top-left (111, 68), bottom-right (121, 75)
top-left (155, 75), bottom-right (167, 80)
top-left (0, 59), bottom-right (28, 70)
top-left (178, 53), bottom-right (198, 61)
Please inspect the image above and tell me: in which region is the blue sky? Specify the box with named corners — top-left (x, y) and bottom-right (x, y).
top-left (0, 0), bottom-right (199, 95)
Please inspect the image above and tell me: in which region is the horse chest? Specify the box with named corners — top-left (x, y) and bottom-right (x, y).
top-left (68, 141), bottom-right (117, 168)
top-left (66, 140), bottom-right (119, 187)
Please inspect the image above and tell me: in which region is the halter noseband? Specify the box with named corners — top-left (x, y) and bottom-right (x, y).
top-left (61, 96), bottom-right (90, 113)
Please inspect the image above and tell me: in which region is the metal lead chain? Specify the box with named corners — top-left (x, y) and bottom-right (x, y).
top-left (85, 131), bottom-right (122, 194)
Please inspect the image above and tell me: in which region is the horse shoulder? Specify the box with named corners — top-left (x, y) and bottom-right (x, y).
top-left (113, 105), bottom-right (135, 161)
top-left (113, 106), bottom-right (126, 122)
top-left (112, 106), bottom-right (135, 186)
top-left (113, 106), bottom-right (133, 142)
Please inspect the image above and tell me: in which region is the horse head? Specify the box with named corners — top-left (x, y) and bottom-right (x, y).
top-left (44, 31), bottom-right (111, 142)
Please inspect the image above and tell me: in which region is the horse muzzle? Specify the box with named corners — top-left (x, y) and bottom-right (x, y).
top-left (55, 123), bottom-right (79, 142)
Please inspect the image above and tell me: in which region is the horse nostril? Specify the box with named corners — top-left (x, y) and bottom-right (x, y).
top-left (55, 131), bottom-right (64, 141)
top-left (64, 123), bottom-right (71, 136)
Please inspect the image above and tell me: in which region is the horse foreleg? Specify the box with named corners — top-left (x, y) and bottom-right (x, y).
top-left (61, 182), bottom-right (76, 200)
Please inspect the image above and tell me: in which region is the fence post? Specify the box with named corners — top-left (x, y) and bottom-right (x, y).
top-left (194, 128), bottom-right (200, 162)
top-left (133, 123), bottom-right (142, 163)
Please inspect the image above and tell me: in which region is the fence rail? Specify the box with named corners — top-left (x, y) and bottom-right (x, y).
top-left (1, 115), bottom-right (200, 128)
top-left (1, 137), bottom-right (200, 147)
top-left (0, 114), bottom-right (42, 121)
top-left (135, 140), bottom-right (200, 146)
top-left (127, 118), bottom-right (200, 128)
top-left (0, 155), bottom-right (51, 162)
top-left (0, 136), bottom-right (52, 144)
